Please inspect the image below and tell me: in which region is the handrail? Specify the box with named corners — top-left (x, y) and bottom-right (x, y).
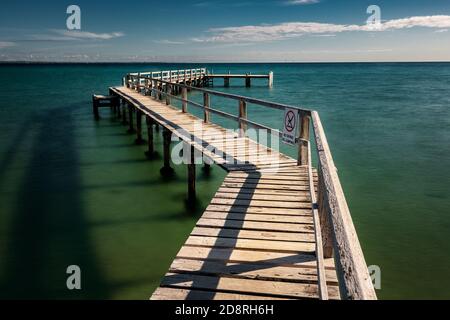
top-left (129, 72), bottom-right (310, 115)
top-left (123, 69), bottom-right (378, 300)
top-left (311, 111), bottom-right (377, 300)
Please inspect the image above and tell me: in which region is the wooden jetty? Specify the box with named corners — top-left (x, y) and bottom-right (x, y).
top-left (97, 68), bottom-right (376, 300)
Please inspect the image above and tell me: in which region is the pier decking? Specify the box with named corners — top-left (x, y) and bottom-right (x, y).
top-left (100, 68), bottom-right (376, 300)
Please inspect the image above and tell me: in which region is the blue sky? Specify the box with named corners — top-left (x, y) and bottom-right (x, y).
top-left (1, 0), bottom-right (450, 62)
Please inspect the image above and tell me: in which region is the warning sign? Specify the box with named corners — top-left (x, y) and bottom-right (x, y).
top-left (282, 108), bottom-right (298, 146)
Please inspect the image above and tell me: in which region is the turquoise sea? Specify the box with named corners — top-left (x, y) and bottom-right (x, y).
top-left (0, 63), bottom-right (449, 299)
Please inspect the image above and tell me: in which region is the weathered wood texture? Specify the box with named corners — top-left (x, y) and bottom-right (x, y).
top-left (107, 81), bottom-right (376, 301)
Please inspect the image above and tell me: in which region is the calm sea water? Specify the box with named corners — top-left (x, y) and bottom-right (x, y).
top-left (0, 63), bottom-right (449, 299)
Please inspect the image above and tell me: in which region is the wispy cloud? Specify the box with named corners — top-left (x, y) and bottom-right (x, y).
top-left (14, 29), bottom-right (125, 42)
top-left (192, 15), bottom-right (450, 43)
top-left (153, 39), bottom-right (185, 45)
top-left (285, 0), bottom-right (320, 5)
top-left (53, 30), bottom-right (124, 40)
top-left (0, 41), bottom-right (15, 49)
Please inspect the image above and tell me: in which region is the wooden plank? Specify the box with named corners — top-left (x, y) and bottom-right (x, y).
top-left (213, 192), bottom-right (310, 203)
top-left (216, 187), bottom-right (308, 197)
top-left (169, 259), bottom-right (338, 284)
top-left (151, 287), bottom-right (288, 300)
top-left (221, 182), bottom-right (310, 192)
top-left (204, 204), bottom-right (312, 216)
top-left (196, 218), bottom-right (314, 233)
top-left (161, 273), bottom-right (340, 300)
top-left (191, 226), bottom-right (315, 243)
top-left (209, 198), bottom-right (312, 209)
top-left (201, 211), bottom-right (313, 224)
top-left (185, 235), bottom-right (315, 253)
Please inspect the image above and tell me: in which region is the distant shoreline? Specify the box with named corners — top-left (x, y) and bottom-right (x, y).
top-left (1, 61), bottom-right (450, 65)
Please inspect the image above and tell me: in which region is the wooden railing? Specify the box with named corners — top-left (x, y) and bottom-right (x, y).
top-left (125, 68), bottom-right (207, 88)
top-left (125, 72), bottom-right (377, 300)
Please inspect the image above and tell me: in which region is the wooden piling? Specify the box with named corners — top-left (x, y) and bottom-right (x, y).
top-left (135, 110), bottom-right (145, 144)
top-left (127, 104), bottom-right (135, 133)
top-left (160, 127), bottom-right (174, 176)
top-left (187, 144), bottom-right (196, 203)
top-left (92, 96), bottom-right (100, 121)
top-left (268, 71), bottom-right (274, 88)
top-left (245, 75), bottom-right (251, 87)
top-left (145, 115), bottom-right (155, 157)
top-left (224, 77), bottom-right (230, 87)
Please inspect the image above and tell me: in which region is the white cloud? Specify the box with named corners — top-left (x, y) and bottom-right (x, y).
top-left (193, 15), bottom-right (450, 43)
top-left (53, 30), bottom-right (124, 40)
top-left (285, 0), bottom-right (320, 5)
top-left (153, 39), bottom-right (185, 45)
top-left (0, 41), bottom-right (15, 49)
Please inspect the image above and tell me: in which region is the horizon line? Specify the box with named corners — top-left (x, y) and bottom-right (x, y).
top-left (1, 60), bottom-right (450, 64)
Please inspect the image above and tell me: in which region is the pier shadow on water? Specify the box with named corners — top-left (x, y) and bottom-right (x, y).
top-left (0, 105), bottom-right (109, 299)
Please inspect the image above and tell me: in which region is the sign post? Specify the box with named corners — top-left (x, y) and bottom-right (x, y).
top-left (282, 107), bottom-right (299, 146)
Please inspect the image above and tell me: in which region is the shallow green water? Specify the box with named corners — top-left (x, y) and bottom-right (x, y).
top-left (0, 63), bottom-right (449, 299)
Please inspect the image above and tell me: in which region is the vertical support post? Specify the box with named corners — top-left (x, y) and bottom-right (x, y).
top-left (127, 104), bottom-right (135, 133)
top-left (187, 144), bottom-right (196, 204)
top-left (117, 98), bottom-right (122, 117)
top-left (297, 113), bottom-right (310, 166)
top-left (317, 170), bottom-right (334, 258)
top-left (268, 71), bottom-right (274, 88)
top-left (166, 84), bottom-right (171, 105)
top-left (182, 87), bottom-right (188, 113)
top-left (157, 81), bottom-right (162, 100)
top-left (122, 101), bottom-right (127, 124)
top-left (203, 92), bottom-right (210, 123)
top-left (160, 127), bottom-right (174, 176)
top-left (135, 110), bottom-right (144, 144)
top-left (224, 77), bottom-right (230, 87)
top-left (238, 99), bottom-right (247, 137)
top-left (245, 75), bottom-right (251, 87)
top-left (92, 96), bottom-right (99, 121)
top-left (145, 115), bottom-right (154, 157)
top-left (150, 80), bottom-right (154, 98)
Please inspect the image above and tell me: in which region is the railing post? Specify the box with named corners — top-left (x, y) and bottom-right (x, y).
top-left (157, 81), bottom-right (162, 100)
top-left (238, 99), bottom-right (247, 137)
top-left (268, 71), bottom-right (274, 88)
top-left (166, 84), bottom-right (171, 105)
top-left (298, 113), bottom-right (310, 166)
top-left (136, 73), bottom-right (141, 92)
top-left (203, 92), bottom-right (210, 123)
top-left (317, 169), bottom-right (334, 258)
top-left (182, 87), bottom-right (188, 113)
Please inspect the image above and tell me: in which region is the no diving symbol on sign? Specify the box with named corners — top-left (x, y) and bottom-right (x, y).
top-left (285, 110), bottom-right (296, 133)
top-left (282, 108), bottom-right (298, 146)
